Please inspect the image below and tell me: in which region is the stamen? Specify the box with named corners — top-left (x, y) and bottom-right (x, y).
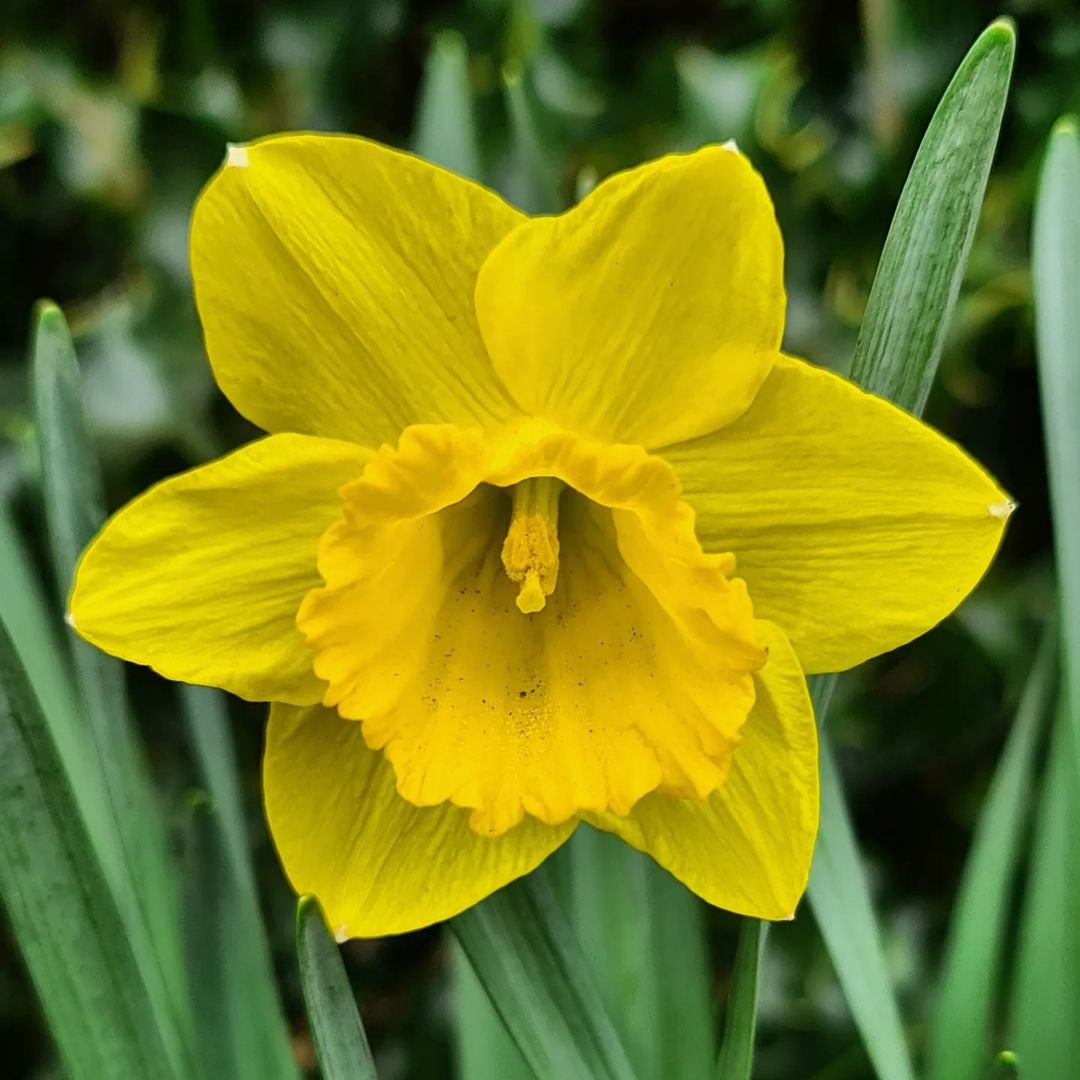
top-left (500, 477), bottom-right (564, 614)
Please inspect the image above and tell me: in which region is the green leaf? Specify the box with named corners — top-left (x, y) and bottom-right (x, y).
top-left (561, 827), bottom-right (715, 1079)
top-left (0, 503), bottom-right (109, 864)
top-left (715, 920), bottom-right (766, 1080)
top-left (451, 868), bottom-right (636, 1080)
top-left (0, 617), bottom-right (181, 1079)
top-left (1008, 706), bottom-right (1080, 1079)
top-left (182, 686), bottom-right (298, 1080)
top-left (412, 31), bottom-right (482, 182)
top-left (851, 18), bottom-right (1016, 413)
top-left (806, 20), bottom-right (1015, 1080)
top-left (927, 631), bottom-right (1057, 1080)
top-left (1032, 116), bottom-right (1080, 768)
top-left (296, 895), bottom-right (377, 1080)
top-left (30, 301), bottom-right (195, 1074)
top-left (807, 733), bottom-right (915, 1080)
top-left (502, 61), bottom-right (561, 214)
top-left (451, 940), bottom-right (532, 1080)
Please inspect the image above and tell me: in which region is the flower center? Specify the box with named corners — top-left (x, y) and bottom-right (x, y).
top-left (298, 422), bottom-right (766, 836)
top-left (500, 477), bottom-right (564, 613)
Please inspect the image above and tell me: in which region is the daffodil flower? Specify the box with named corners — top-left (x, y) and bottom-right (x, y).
top-left (69, 135), bottom-right (1012, 939)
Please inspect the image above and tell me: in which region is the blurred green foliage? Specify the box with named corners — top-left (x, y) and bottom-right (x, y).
top-left (0, 0), bottom-right (1076, 1077)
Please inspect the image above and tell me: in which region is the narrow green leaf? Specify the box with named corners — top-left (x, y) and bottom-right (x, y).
top-left (715, 920), bottom-right (767, 1080)
top-left (1032, 117), bottom-right (1080, 770)
top-left (0, 618), bottom-right (180, 1079)
top-left (296, 895), bottom-right (377, 1080)
top-left (412, 31), bottom-right (482, 182)
top-left (502, 61), bottom-right (561, 214)
top-left (850, 17), bottom-right (1016, 412)
top-left (0, 502), bottom-right (109, 861)
top-left (451, 940), bottom-right (532, 1080)
top-left (451, 869), bottom-right (636, 1080)
top-left (563, 827), bottom-right (715, 1079)
top-left (807, 20), bottom-right (1015, 1080)
top-left (30, 301), bottom-right (194, 1074)
top-left (928, 630), bottom-right (1057, 1080)
top-left (807, 736), bottom-right (915, 1080)
top-left (1008, 707), bottom-right (1080, 1079)
top-left (182, 686), bottom-right (298, 1080)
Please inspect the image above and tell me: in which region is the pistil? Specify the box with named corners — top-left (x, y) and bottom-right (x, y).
top-left (500, 477), bottom-right (564, 614)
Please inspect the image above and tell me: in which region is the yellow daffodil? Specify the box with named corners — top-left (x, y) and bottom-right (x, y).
top-left (69, 134), bottom-right (1012, 939)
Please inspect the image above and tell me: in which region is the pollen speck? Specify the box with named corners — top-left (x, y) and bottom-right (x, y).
top-left (989, 498), bottom-right (1016, 520)
top-left (334, 924), bottom-right (349, 943)
top-left (65, 610), bottom-right (77, 628)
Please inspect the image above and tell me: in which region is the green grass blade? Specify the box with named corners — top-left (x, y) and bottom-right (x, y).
top-left (1032, 117), bottom-right (1080, 769)
top-left (1008, 706), bottom-right (1080, 1078)
top-left (182, 687), bottom-right (298, 1080)
top-left (296, 895), bottom-right (377, 1080)
top-left (927, 631), bottom-right (1058, 1080)
top-left (649, 859), bottom-right (717, 1077)
top-left (0, 618), bottom-right (180, 1080)
top-left (451, 869), bottom-right (636, 1080)
top-left (806, 20), bottom-right (1015, 1080)
top-left (0, 503), bottom-right (110, 863)
top-left (502, 61), bottom-right (561, 214)
top-left (412, 31), bottom-right (482, 182)
top-left (30, 301), bottom-right (194, 1073)
top-left (563, 826), bottom-right (715, 1079)
top-left (715, 920), bottom-right (766, 1080)
top-left (807, 734), bottom-right (915, 1080)
top-left (850, 18), bottom-right (1016, 412)
top-left (451, 940), bottom-right (532, 1080)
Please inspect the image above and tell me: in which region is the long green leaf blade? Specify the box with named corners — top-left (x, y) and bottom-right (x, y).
top-left (30, 301), bottom-right (194, 1074)
top-left (451, 940), bottom-right (532, 1080)
top-left (183, 687), bottom-right (298, 1080)
top-left (1032, 116), bottom-right (1080, 768)
top-left (296, 895), bottom-right (377, 1080)
top-left (807, 20), bottom-right (1015, 1080)
top-left (850, 18), bottom-right (1016, 412)
top-left (1008, 706), bottom-right (1080, 1078)
top-left (0, 618), bottom-right (180, 1080)
top-left (715, 920), bottom-right (766, 1080)
top-left (451, 869), bottom-right (636, 1080)
top-left (412, 31), bottom-right (482, 182)
top-left (927, 631), bottom-right (1056, 1080)
top-left (563, 826), bottom-right (715, 1080)
top-left (807, 735), bottom-right (914, 1080)
top-left (0, 503), bottom-right (108, 859)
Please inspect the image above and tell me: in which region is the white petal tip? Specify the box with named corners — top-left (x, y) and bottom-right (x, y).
top-left (722, 138), bottom-right (740, 153)
top-left (334, 924), bottom-right (349, 943)
top-left (989, 499), bottom-right (1016, 520)
top-left (64, 611), bottom-right (77, 629)
top-left (225, 143), bottom-right (250, 168)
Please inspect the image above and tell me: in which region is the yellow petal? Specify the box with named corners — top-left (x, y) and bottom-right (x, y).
top-left (297, 422), bottom-right (764, 837)
top-left (662, 355), bottom-right (1013, 674)
top-left (584, 620), bottom-right (818, 919)
top-left (191, 134), bottom-right (525, 445)
top-left (474, 145), bottom-right (784, 448)
top-left (70, 435), bottom-right (368, 703)
top-left (263, 701), bottom-right (575, 938)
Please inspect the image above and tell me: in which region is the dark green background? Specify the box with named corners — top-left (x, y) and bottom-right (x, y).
top-left (0, 1), bottom-right (1074, 1076)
